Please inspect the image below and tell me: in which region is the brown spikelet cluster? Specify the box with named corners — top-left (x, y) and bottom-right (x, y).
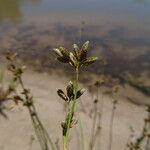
top-left (57, 81), bottom-right (85, 102)
top-left (54, 41), bottom-right (98, 70)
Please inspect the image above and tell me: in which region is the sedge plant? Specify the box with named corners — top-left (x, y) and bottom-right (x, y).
top-left (108, 87), bottom-right (119, 150)
top-left (104, 77), bottom-right (119, 150)
top-left (89, 79), bottom-right (105, 150)
top-left (53, 41), bottom-right (98, 150)
top-left (5, 53), bottom-right (55, 150)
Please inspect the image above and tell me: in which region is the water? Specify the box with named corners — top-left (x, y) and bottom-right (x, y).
top-left (0, 0), bottom-right (150, 75)
top-left (1, 0), bottom-right (150, 29)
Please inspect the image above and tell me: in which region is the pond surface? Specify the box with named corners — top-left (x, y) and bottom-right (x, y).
top-left (0, 0), bottom-right (150, 30)
top-left (0, 0), bottom-right (150, 76)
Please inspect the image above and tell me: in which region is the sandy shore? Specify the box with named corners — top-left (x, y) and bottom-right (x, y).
top-left (0, 68), bottom-right (149, 150)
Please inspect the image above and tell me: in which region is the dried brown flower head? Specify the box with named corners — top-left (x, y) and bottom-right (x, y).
top-left (57, 81), bottom-right (85, 102)
top-left (53, 41), bottom-right (98, 70)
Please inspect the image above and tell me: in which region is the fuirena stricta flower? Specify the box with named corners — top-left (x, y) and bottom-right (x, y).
top-left (57, 81), bottom-right (85, 102)
top-left (53, 41), bottom-right (98, 150)
top-left (53, 41), bottom-right (98, 69)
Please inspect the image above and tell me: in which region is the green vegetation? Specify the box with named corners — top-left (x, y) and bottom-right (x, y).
top-left (54, 41), bottom-right (98, 150)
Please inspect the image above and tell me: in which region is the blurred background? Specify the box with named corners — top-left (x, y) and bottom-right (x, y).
top-left (0, 1), bottom-right (150, 150)
top-left (0, 0), bottom-right (150, 77)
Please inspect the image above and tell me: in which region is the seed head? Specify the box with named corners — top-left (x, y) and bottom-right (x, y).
top-left (53, 41), bottom-right (98, 70)
top-left (53, 48), bottom-right (63, 57)
top-left (76, 88), bottom-right (85, 99)
top-left (57, 89), bottom-right (68, 101)
top-left (82, 57), bottom-right (98, 66)
top-left (66, 81), bottom-right (74, 99)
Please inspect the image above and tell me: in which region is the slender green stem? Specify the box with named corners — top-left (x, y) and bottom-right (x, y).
top-left (63, 68), bottom-right (79, 150)
top-left (63, 136), bottom-right (67, 150)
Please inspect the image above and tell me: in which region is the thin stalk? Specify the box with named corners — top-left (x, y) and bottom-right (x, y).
top-left (13, 88), bottom-right (45, 150)
top-left (31, 113), bottom-right (46, 150)
top-left (18, 77), bottom-right (47, 149)
top-left (98, 86), bottom-right (103, 150)
top-left (89, 84), bottom-right (101, 150)
top-left (32, 103), bottom-right (55, 150)
top-left (91, 124), bottom-right (101, 149)
top-left (108, 99), bottom-right (116, 150)
top-left (89, 101), bottom-right (98, 150)
top-left (63, 136), bottom-right (67, 150)
top-left (63, 68), bottom-right (79, 150)
top-left (18, 76), bottom-right (55, 150)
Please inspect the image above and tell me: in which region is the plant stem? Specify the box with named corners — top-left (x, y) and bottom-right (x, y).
top-left (108, 99), bottom-right (116, 150)
top-left (98, 86), bottom-right (103, 150)
top-left (89, 84), bottom-right (102, 150)
top-left (63, 68), bottom-right (79, 150)
top-left (89, 100), bottom-right (98, 150)
top-left (18, 76), bottom-right (55, 150)
top-left (63, 136), bottom-right (67, 150)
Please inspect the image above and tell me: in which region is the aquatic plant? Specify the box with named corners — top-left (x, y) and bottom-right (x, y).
top-left (89, 79), bottom-right (104, 150)
top-left (54, 41), bottom-right (98, 150)
top-left (5, 53), bottom-right (55, 150)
